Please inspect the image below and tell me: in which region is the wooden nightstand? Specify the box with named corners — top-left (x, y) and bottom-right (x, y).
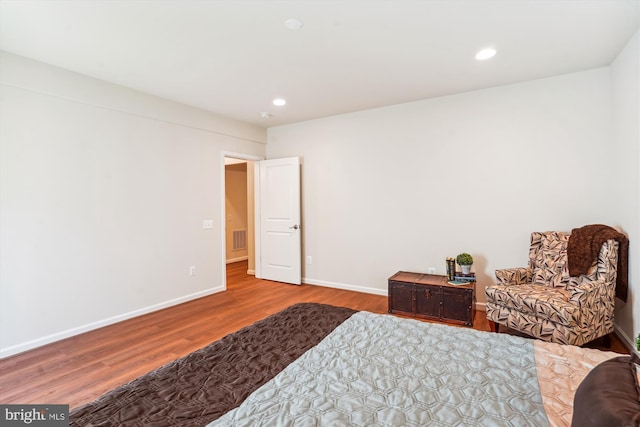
top-left (388, 271), bottom-right (476, 326)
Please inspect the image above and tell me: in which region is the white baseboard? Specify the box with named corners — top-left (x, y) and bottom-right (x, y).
top-left (614, 324), bottom-right (639, 355)
top-left (0, 286), bottom-right (225, 359)
top-left (302, 277), bottom-right (388, 296)
top-left (226, 256), bottom-right (248, 264)
top-left (4, 279), bottom-right (632, 359)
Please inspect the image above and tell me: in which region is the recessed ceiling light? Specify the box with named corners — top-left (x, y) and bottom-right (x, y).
top-left (475, 48), bottom-right (497, 60)
top-left (273, 98), bottom-right (287, 107)
top-left (284, 18), bottom-right (303, 30)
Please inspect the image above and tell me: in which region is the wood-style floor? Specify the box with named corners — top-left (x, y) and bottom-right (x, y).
top-left (0, 261), bottom-right (629, 409)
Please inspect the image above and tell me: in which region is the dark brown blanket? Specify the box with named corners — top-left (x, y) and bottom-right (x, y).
top-left (567, 224), bottom-right (629, 302)
top-left (70, 303), bottom-right (357, 427)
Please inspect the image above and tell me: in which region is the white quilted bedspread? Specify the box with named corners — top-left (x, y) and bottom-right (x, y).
top-left (210, 311), bottom-right (620, 427)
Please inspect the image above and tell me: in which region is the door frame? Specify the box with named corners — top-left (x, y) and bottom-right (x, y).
top-left (220, 151), bottom-right (264, 290)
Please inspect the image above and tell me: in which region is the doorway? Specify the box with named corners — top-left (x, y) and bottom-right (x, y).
top-left (220, 152), bottom-right (262, 289)
top-left (221, 154), bottom-right (302, 289)
top-left (224, 157), bottom-right (255, 285)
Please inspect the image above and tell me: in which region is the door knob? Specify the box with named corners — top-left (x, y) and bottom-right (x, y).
top-left (289, 224), bottom-right (299, 230)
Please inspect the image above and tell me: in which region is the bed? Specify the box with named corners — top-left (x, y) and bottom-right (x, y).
top-left (69, 303), bottom-right (639, 426)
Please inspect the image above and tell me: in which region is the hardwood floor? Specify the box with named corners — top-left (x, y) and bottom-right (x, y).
top-left (0, 261), bottom-right (629, 409)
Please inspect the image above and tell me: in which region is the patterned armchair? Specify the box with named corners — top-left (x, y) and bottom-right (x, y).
top-left (485, 231), bottom-right (619, 346)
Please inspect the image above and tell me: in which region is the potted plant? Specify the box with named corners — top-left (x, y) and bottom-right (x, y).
top-left (456, 253), bottom-right (473, 274)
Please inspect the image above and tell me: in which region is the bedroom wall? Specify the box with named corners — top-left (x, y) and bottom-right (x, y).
top-left (266, 68), bottom-right (622, 322)
top-left (0, 52), bottom-right (267, 357)
top-left (610, 30), bottom-right (639, 349)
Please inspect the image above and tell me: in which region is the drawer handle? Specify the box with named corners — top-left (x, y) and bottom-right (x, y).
top-left (424, 290), bottom-right (432, 299)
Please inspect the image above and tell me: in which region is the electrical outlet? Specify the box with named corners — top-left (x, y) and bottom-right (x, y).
top-left (189, 265), bottom-right (196, 276)
top-left (306, 256), bottom-right (312, 265)
top-left (428, 267), bottom-right (436, 274)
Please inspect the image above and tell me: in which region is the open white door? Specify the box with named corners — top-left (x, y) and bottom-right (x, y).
top-left (257, 157), bottom-right (301, 285)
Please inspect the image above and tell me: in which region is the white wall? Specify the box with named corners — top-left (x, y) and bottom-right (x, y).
top-left (2, 31), bottom-right (637, 357)
top-left (267, 68), bottom-right (626, 320)
top-left (610, 30), bottom-right (640, 348)
top-left (0, 52), bottom-right (266, 357)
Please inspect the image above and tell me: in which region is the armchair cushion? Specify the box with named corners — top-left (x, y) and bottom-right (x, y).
top-left (530, 231), bottom-right (571, 288)
top-left (486, 284), bottom-right (578, 327)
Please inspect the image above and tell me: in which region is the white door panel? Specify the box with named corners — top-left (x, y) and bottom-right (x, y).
top-left (258, 157), bottom-right (301, 285)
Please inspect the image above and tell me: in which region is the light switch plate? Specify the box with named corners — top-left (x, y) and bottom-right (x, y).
top-left (203, 219), bottom-right (213, 229)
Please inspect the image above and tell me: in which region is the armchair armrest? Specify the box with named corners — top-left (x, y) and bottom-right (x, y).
top-left (569, 276), bottom-right (615, 327)
top-left (569, 276), bottom-right (612, 302)
top-left (495, 267), bottom-right (531, 285)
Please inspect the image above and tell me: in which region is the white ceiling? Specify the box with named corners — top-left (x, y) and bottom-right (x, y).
top-left (1, 0), bottom-right (638, 128)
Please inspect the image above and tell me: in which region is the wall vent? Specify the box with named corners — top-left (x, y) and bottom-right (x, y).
top-left (232, 229), bottom-right (247, 250)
